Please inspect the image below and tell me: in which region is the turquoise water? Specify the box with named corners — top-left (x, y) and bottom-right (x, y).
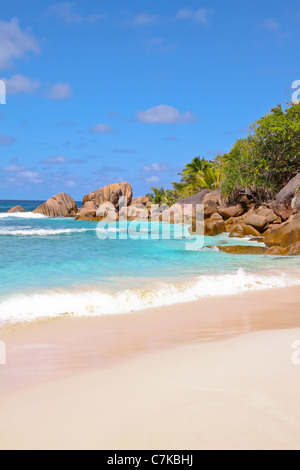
top-left (0, 200), bottom-right (299, 324)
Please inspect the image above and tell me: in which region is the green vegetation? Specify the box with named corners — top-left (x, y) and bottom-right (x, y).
top-left (146, 187), bottom-right (179, 206)
top-left (148, 102), bottom-right (300, 205)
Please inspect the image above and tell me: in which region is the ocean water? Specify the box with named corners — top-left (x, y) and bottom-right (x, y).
top-left (0, 200), bottom-right (299, 325)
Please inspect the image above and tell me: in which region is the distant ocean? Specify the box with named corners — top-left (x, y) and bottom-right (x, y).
top-left (0, 199), bottom-right (299, 325)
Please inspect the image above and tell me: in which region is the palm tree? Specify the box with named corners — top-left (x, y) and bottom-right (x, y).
top-left (176, 156), bottom-right (221, 194)
top-left (149, 187), bottom-right (166, 204)
top-left (180, 156), bottom-right (209, 186)
top-left (196, 166), bottom-right (222, 189)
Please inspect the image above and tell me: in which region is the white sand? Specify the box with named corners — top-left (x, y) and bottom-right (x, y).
top-left (0, 286), bottom-right (300, 450)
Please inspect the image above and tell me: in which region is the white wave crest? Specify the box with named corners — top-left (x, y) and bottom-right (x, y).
top-left (0, 212), bottom-right (47, 219)
top-left (0, 268), bottom-right (299, 325)
top-left (0, 228), bottom-right (96, 236)
top-left (0, 226), bottom-right (125, 236)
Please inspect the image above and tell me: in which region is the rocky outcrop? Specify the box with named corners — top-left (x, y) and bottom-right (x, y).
top-left (203, 200), bottom-right (218, 219)
top-left (266, 241), bottom-right (300, 256)
top-left (228, 222), bottom-right (261, 238)
top-left (74, 200), bottom-right (114, 222)
top-left (202, 189), bottom-right (223, 205)
top-left (131, 196), bottom-right (150, 206)
top-left (291, 195), bottom-right (300, 213)
top-left (75, 202), bottom-right (97, 220)
top-left (244, 215), bottom-right (269, 232)
top-left (33, 193), bottom-right (78, 217)
top-left (120, 182), bottom-right (133, 205)
top-left (120, 204), bottom-right (149, 221)
top-left (264, 215), bottom-right (300, 248)
top-left (271, 202), bottom-right (293, 222)
top-left (96, 202), bottom-right (118, 221)
top-left (83, 182), bottom-right (132, 208)
top-left (178, 189), bottom-right (212, 207)
top-left (204, 218), bottom-right (226, 236)
top-left (274, 174), bottom-right (300, 205)
top-left (272, 173), bottom-right (300, 221)
top-left (218, 203), bottom-right (245, 219)
top-left (7, 205), bottom-right (26, 213)
top-left (211, 245), bottom-right (268, 255)
top-left (255, 206), bottom-right (279, 223)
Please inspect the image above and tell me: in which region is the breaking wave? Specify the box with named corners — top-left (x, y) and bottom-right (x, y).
top-left (0, 268), bottom-right (299, 325)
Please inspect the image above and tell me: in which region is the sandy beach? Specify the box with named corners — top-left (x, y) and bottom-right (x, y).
top-left (0, 286), bottom-right (300, 450)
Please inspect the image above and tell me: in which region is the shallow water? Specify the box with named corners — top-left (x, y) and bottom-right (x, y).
top-left (0, 200), bottom-right (299, 324)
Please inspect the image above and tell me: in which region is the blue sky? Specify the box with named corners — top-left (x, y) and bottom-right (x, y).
top-left (0, 0), bottom-right (299, 200)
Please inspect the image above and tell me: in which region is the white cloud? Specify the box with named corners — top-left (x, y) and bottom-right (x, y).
top-left (46, 3), bottom-right (106, 24)
top-left (90, 123), bottom-right (115, 134)
top-left (42, 156), bottom-right (67, 164)
top-left (145, 175), bottom-right (160, 184)
top-left (142, 162), bottom-right (170, 173)
top-left (2, 77), bottom-right (73, 99)
top-left (1, 164), bottom-right (42, 184)
top-left (2, 164), bottom-right (26, 172)
top-left (3, 74), bottom-right (41, 94)
top-left (19, 171), bottom-right (42, 183)
top-left (131, 13), bottom-right (158, 26)
top-left (0, 18), bottom-right (40, 69)
top-left (176, 8), bottom-right (213, 25)
top-left (259, 18), bottom-right (281, 32)
top-left (0, 134), bottom-right (16, 146)
top-left (47, 83), bottom-right (72, 100)
top-left (136, 105), bottom-right (196, 124)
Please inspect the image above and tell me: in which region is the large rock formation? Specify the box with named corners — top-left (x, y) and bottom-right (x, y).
top-left (75, 201), bottom-right (97, 220)
top-left (177, 189), bottom-right (212, 207)
top-left (211, 245), bottom-right (268, 255)
top-left (204, 217), bottom-right (226, 236)
top-left (203, 189), bottom-right (223, 205)
top-left (266, 242), bottom-right (300, 256)
top-left (96, 202), bottom-right (118, 222)
top-left (291, 195), bottom-right (300, 213)
top-left (83, 182), bottom-right (132, 208)
top-left (272, 173), bottom-right (300, 221)
top-left (218, 203), bottom-right (245, 219)
top-left (228, 222), bottom-right (261, 238)
top-left (274, 174), bottom-right (300, 205)
top-left (203, 200), bottom-right (218, 219)
top-left (264, 215), bottom-right (300, 248)
top-left (7, 205), bottom-right (26, 213)
top-left (119, 204), bottom-right (149, 221)
top-left (33, 193), bottom-right (78, 217)
top-left (244, 214), bottom-right (269, 232)
top-left (131, 196), bottom-right (150, 206)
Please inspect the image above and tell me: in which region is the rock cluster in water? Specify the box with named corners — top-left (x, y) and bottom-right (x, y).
top-left (6, 174), bottom-right (300, 256)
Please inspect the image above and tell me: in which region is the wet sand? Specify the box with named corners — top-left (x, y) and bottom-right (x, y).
top-left (0, 285), bottom-right (300, 449)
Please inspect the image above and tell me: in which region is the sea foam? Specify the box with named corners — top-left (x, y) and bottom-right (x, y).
top-left (0, 268), bottom-right (298, 325)
top-left (0, 212), bottom-right (47, 219)
top-left (0, 228), bottom-right (96, 236)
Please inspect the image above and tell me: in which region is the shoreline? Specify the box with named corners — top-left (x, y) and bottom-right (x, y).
top-left (1, 265), bottom-right (299, 326)
top-left (1, 285), bottom-right (300, 392)
top-left (0, 285), bottom-right (300, 449)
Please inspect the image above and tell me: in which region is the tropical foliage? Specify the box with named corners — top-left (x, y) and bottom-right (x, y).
top-left (148, 101), bottom-right (300, 205)
top-left (222, 102), bottom-right (300, 199)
